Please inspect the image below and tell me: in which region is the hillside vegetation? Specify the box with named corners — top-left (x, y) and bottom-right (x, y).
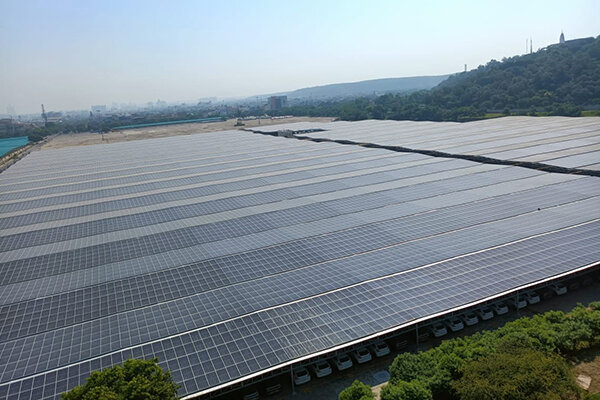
top-left (281, 75), bottom-right (450, 100)
top-left (432, 37), bottom-right (600, 110)
top-left (278, 36), bottom-right (600, 121)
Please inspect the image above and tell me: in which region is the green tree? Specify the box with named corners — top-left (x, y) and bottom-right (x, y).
top-left (453, 348), bottom-right (580, 400)
top-left (380, 381), bottom-right (432, 400)
top-left (61, 358), bottom-right (179, 400)
top-left (338, 380), bottom-right (374, 400)
top-left (389, 352), bottom-right (436, 384)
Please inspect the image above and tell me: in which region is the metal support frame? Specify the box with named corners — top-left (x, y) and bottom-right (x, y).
top-left (415, 324), bottom-right (419, 349)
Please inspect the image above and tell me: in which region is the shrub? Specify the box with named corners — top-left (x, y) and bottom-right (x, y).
top-left (380, 381), bottom-right (432, 400)
top-left (453, 348), bottom-right (580, 400)
top-left (338, 380), bottom-right (374, 400)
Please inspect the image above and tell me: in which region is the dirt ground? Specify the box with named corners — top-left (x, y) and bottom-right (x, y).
top-left (573, 347), bottom-right (600, 394)
top-left (40, 117), bottom-right (334, 150)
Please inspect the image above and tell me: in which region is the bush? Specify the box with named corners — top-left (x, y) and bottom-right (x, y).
top-left (389, 353), bottom-right (437, 384)
top-left (380, 381), bottom-right (432, 400)
top-left (61, 358), bottom-right (179, 400)
top-left (453, 348), bottom-right (580, 400)
top-left (338, 380), bottom-right (374, 400)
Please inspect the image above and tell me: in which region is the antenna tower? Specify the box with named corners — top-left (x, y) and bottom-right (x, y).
top-left (41, 104), bottom-right (48, 127)
top-left (530, 37), bottom-right (533, 54)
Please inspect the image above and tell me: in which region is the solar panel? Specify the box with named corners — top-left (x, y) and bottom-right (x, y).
top-left (285, 117), bottom-right (600, 170)
top-left (0, 125), bottom-right (599, 399)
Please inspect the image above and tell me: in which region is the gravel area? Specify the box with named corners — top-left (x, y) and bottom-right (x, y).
top-left (39, 117), bottom-right (334, 149)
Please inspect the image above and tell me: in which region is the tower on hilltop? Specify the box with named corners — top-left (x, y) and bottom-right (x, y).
top-left (559, 31), bottom-right (565, 44)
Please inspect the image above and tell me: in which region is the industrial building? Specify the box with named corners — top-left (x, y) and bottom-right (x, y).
top-left (268, 96), bottom-right (287, 111)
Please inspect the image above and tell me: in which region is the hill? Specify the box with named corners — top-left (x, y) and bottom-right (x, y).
top-left (275, 35), bottom-right (600, 121)
top-left (283, 75), bottom-right (451, 100)
top-left (431, 36), bottom-right (600, 111)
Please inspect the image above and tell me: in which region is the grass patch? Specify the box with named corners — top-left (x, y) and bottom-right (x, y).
top-left (582, 110), bottom-right (600, 117)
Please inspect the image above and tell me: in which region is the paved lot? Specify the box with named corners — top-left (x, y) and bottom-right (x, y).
top-left (224, 282), bottom-right (600, 400)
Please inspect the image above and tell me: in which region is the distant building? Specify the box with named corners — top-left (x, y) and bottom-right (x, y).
top-left (559, 32), bottom-right (565, 44)
top-left (268, 96), bottom-right (287, 111)
top-left (45, 111), bottom-right (62, 125)
top-left (91, 105), bottom-right (107, 115)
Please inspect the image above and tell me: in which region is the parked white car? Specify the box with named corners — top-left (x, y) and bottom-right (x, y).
top-left (293, 368), bottom-right (311, 385)
top-left (310, 361), bottom-right (332, 378)
top-left (370, 342), bottom-right (390, 357)
top-left (333, 354), bottom-right (353, 371)
top-left (507, 295), bottom-right (527, 309)
top-left (492, 302), bottom-right (509, 315)
top-left (445, 317), bottom-right (464, 332)
top-left (524, 291), bottom-right (540, 305)
top-left (430, 323), bottom-right (448, 338)
top-left (351, 347), bottom-right (372, 364)
top-left (550, 283), bottom-right (567, 295)
top-left (475, 306), bottom-right (494, 321)
top-left (460, 312), bottom-right (479, 326)
top-left (242, 392), bottom-right (259, 400)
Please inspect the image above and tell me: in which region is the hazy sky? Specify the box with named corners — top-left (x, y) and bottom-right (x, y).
top-left (1, 0), bottom-right (599, 114)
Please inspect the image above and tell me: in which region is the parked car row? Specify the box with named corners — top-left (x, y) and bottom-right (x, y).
top-left (423, 279), bottom-right (578, 340)
top-left (241, 273), bottom-right (595, 399)
top-left (289, 282), bottom-right (569, 389)
top-left (426, 289), bottom-right (548, 338)
top-left (243, 342), bottom-right (392, 399)
top-left (292, 341), bottom-right (390, 385)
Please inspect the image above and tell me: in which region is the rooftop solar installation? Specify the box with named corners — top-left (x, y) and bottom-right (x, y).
top-left (1, 127), bottom-right (599, 399)
top-left (254, 116), bottom-right (600, 170)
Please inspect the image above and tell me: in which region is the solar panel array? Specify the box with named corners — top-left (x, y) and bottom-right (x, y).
top-left (255, 117), bottom-right (600, 170)
top-left (1, 125), bottom-right (599, 399)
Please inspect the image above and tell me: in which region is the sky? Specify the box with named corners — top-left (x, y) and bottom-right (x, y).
top-left (1, 0), bottom-right (599, 114)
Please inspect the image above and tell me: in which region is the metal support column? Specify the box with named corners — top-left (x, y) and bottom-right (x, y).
top-left (290, 365), bottom-right (295, 395)
top-left (415, 324), bottom-right (419, 350)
